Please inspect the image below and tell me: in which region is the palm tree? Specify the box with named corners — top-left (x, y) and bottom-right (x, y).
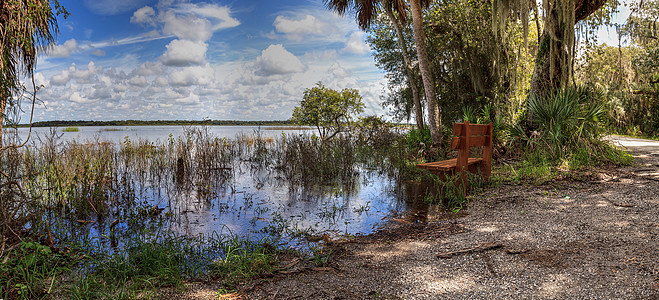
top-left (381, 0), bottom-right (424, 131)
top-left (325, 0), bottom-right (442, 144)
top-left (407, 0), bottom-right (441, 144)
top-left (0, 0), bottom-right (66, 146)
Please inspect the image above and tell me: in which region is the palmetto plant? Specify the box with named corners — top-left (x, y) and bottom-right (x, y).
top-left (527, 87), bottom-right (607, 159)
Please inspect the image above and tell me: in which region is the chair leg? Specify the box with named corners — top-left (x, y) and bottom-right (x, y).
top-left (459, 169), bottom-right (468, 198)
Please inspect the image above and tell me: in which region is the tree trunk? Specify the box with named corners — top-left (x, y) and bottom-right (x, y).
top-left (527, 0), bottom-right (607, 127)
top-left (529, 0), bottom-right (608, 98)
top-left (410, 0), bottom-right (441, 145)
top-left (383, 1), bottom-right (424, 130)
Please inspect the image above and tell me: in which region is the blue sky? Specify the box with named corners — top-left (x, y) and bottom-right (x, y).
top-left (29, 0), bottom-right (385, 121)
top-left (26, 0), bottom-right (632, 122)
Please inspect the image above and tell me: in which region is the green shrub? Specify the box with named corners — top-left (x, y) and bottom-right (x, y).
top-left (527, 86), bottom-right (607, 159)
top-left (406, 127), bottom-right (431, 149)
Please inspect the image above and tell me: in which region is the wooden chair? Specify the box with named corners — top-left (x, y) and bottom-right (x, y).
top-left (416, 121), bottom-right (493, 196)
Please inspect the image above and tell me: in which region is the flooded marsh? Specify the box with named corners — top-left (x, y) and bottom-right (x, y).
top-left (0, 125), bottom-right (458, 298)
top-left (2, 126), bottom-right (431, 251)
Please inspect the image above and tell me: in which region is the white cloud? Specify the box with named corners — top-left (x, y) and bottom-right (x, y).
top-left (48, 39), bottom-right (79, 57)
top-left (154, 76), bottom-right (169, 86)
top-left (162, 11), bottom-right (213, 42)
top-left (90, 85), bottom-right (113, 100)
top-left (165, 87), bottom-right (190, 99)
top-left (160, 39), bottom-right (207, 66)
top-left (169, 65), bottom-right (215, 86)
top-left (29, 2), bottom-right (389, 122)
top-left (175, 3), bottom-right (240, 30)
top-left (255, 44), bottom-right (307, 76)
top-left (50, 71), bottom-right (70, 86)
top-left (133, 61), bottom-right (163, 76)
top-left (342, 32), bottom-right (370, 54)
top-left (130, 6), bottom-right (156, 26)
top-left (128, 75), bottom-right (148, 87)
top-left (33, 73), bottom-right (48, 88)
top-left (69, 91), bottom-right (92, 104)
top-left (175, 93), bottom-right (200, 106)
top-left (113, 84), bottom-right (128, 93)
top-left (328, 63), bottom-right (351, 78)
top-left (69, 62), bottom-right (101, 84)
top-left (274, 15), bottom-right (329, 41)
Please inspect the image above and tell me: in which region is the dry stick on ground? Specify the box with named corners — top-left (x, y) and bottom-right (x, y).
top-left (436, 241), bottom-right (503, 258)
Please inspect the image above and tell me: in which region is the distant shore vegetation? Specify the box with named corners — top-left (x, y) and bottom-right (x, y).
top-left (19, 120), bottom-right (413, 129)
top-left (21, 119), bottom-right (298, 128)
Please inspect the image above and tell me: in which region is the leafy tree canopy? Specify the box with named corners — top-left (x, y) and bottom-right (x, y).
top-left (291, 82), bottom-right (365, 141)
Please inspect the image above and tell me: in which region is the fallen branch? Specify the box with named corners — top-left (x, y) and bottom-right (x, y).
top-left (437, 241), bottom-right (503, 258)
top-left (505, 248), bottom-right (530, 254)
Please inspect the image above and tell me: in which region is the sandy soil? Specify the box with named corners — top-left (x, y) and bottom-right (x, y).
top-left (173, 136), bottom-right (659, 299)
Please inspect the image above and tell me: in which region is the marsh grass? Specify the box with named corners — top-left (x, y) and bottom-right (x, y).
top-left (0, 230), bottom-right (285, 299)
top-left (0, 124), bottom-right (424, 298)
top-left (61, 127), bottom-right (79, 132)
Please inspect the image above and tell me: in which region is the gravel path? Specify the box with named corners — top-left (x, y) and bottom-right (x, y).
top-left (176, 137), bottom-right (659, 299)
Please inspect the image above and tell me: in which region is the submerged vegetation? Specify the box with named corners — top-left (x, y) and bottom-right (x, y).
top-left (0, 125), bottom-right (432, 298)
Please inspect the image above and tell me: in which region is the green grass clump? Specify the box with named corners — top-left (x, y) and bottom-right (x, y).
top-left (0, 241), bottom-right (73, 300)
top-left (62, 126), bottom-right (80, 132)
top-left (209, 238), bottom-right (279, 290)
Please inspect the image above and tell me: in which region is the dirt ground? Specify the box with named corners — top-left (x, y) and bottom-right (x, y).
top-left (176, 136), bottom-right (659, 299)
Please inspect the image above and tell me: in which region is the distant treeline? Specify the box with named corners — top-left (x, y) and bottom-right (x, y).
top-left (22, 120), bottom-right (296, 127)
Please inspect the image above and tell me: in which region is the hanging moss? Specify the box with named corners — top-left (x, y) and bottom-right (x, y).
top-left (536, 34), bottom-right (551, 64)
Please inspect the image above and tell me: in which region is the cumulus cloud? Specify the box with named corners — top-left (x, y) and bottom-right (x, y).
top-left (274, 15), bottom-right (329, 41)
top-left (162, 11), bottom-right (213, 42)
top-left (48, 39), bottom-right (79, 57)
top-left (328, 63), bottom-right (351, 78)
top-left (342, 32), bottom-right (370, 54)
top-left (169, 65), bottom-right (214, 86)
top-left (175, 93), bottom-right (200, 106)
top-left (69, 62), bottom-right (101, 84)
top-left (90, 85), bottom-right (113, 100)
top-left (128, 75), bottom-right (148, 87)
top-left (175, 3), bottom-right (240, 30)
top-left (69, 91), bottom-right (93, 104)
top-left (165, 87), bottom-right (191, 99)
top-left (154, 76), bottom-right (169, 86)
top-left (133, 61), bottom-right (163, 76)
top-left (50, 72), bottom-right (70, 86)
top-left (130, 6), bottom-right (156, 26)
top-left (255, 44), bottom-right (307, 76)
top-left (32, 3), bottom-right (389, 121)
top-left (160, 39), bottom-right (207, 66)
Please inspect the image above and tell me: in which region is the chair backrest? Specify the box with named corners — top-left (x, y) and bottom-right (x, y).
top-left (450, 121), bottom-right (492, 150)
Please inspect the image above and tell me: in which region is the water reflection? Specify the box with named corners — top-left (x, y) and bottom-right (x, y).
top-left (9, 125), bottom-right (431, 248)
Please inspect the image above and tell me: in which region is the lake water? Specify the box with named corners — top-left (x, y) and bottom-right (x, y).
top-left (7, 125), bottom-right (428, 246)
top-left (9, 125), bottom-right (311, 145)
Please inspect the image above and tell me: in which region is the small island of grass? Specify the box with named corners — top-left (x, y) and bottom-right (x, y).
top-left (61, 126), bottom-right (79, 132)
